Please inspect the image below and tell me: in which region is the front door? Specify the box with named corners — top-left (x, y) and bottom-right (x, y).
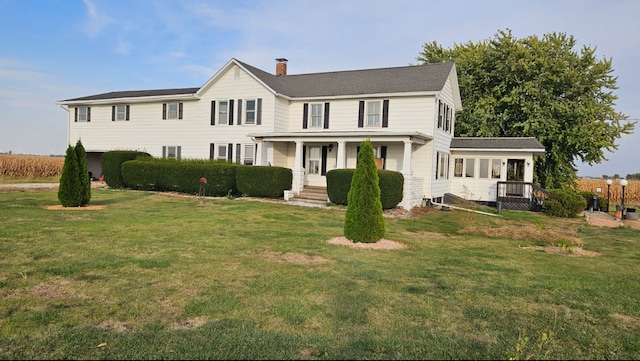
top-left (506, 159), bottom-right (525, 196)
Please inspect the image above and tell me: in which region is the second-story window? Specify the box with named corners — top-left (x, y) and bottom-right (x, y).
top-left (245, 100), bottom-right (256, 124)
top-left (367, 101), bottom-right (381, 127)
top-left (218, 101), bottom-right (229, 125)
top-left (311, 104), bottom-right (323, 127)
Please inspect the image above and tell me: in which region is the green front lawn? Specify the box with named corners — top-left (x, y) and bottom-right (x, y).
top-left (0, 189), bottom-right (639, 359)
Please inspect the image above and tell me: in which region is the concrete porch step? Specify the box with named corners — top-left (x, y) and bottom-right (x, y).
top-left (291, 186), bottom-right (328, 203)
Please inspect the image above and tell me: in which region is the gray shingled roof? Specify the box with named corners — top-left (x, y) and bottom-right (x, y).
top-left (236, 59), bottom-right (454, 98)
top-left (450, 137), bottom-right (545, 151)
top-left (61, 88), bottom-right (200, 102)
top-left (60, 59), bottom-right (454, 102)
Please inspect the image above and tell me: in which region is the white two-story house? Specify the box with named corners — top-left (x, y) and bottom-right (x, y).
top-left (57, 58), bottom-right (544, 209)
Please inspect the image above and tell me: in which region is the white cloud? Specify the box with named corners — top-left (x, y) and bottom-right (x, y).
top-left (81, 0), bottom-right (114, 37)
top-left (115, 39), bottom-right (132, 55)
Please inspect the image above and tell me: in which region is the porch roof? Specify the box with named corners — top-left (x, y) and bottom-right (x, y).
top-left (246, 131), bottom-right (432, 144)
top-left (450, 137), bottom-right (545, 155)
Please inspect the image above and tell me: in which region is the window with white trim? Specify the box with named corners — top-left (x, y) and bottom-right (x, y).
top-left (168, 103), bottom-right (178, 119)
top-left (366, 101), bottom-right (381, 127)
top-left (163, 146), bottom-right (181, 159)
top-left (116, 105), bottom-right (127, 121)
top-left (243, 144), bottom-right (254, 165)
top-left (245, 100), bottom-right (256, 124)
top-left (308, 146), bottom-right (320, 174)
top-left (465, 158), bottom-right (475, 178)
top-left (491, 159), bottom-right (502, 179)
top-left (436, 152), bottom-right (449, 179)
top-left (218, 101), bottom-right (229, 125)
top-left (454, 158), bottom-right (463, 177)
top-left (479, 159), bottom-right (489, 178)
top-left (217, 145), bottom-right (227, 160)
top-left (77, 106), bottom-right (90, 122)
top-left (310, 103), bottom-right (323, 127)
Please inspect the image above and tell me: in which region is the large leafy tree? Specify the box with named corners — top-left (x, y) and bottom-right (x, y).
top-left (418, 29), bottom-right (635, 188)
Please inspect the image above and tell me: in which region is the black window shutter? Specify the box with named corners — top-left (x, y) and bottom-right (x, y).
top-left (302, 103), bottom-right (308, 129)
top-left (356, 146), bottom-right (360, 166)
top-left (324, 102), bottom-right (330, 129)
top-left (380, 146), bottom-right (387, 169)
top-left (229, 99), bottom-right (234, 125)
top-left (321, 146), bottom-right (328, 176)
top-left (256, 98), bottom-right (262, 125)
top-left (162, 146), bottom-right (167, 158)
top-left (209, 143), bottom-right (215, 159)
top-left (302, 146), bottom-right (306, 168)
top-left (74, 107), bottom-right (78, 122)
top-left (358, 101), bottom-right (365, 128)
top-left (210, 101), bottom-right (216, 125)
top-left (177, 146), bottom-right (181, 159)
top-left (382, 99), bottom-right (389, 128)
top-left (237, 99), bottom-right (242, 125)
top-left (178, 103), bottom-right (183, 119)
top-left (162, 103), bottom-right (167, 120)
top-left (87, 107), bottom-right (91, 122)
top-left (112, 106), bottom-right (115, 121)
top-left (435, 152), bottom-right (439, 179)
top-left (126, 105), bottom-right (130, 121)
top-left (227, 143), bottom-right (233, 161)
top-left (236, 144), bottom-right (241, 163)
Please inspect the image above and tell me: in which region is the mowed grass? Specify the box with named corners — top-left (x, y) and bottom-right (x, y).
top-left (0, 189), bottom-right (639, 360)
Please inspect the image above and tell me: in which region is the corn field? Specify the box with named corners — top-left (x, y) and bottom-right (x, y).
top-left (579, 178), bottom-right (640, 206)
top-left (0, 154), bottom-right (64, 178)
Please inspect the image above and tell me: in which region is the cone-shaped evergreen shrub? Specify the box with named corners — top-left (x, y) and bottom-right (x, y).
top-left (75, 140), bottom-right (91, 206)
top-left (58, 145), bottom-right (83, 207)
top-left (344, 140), bottom-right (385, 243)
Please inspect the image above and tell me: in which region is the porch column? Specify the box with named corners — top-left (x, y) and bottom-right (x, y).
top-left (336, 141), bottom-right (346, 169)
top-left (292, 140), bottom-right (305, 193)
top-left (402, 139), bottom-right (413, 175)
top-left (400, 139), bottom-right (415, 210)
top-left (255, 138), bottom-right (264, 166)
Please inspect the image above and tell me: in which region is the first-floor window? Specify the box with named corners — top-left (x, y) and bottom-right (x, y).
top-left (465, 158), bottom-right (475, 178)
top-left (491, 159), bottom-right (502, 179)
top-left (479, 159), bottom-right (489, 178)
top-left (454, 158), bottom-right (463, 177)
top-left (244, 144), bottom-right (254, 165)
top-left (436, 152), bottom-right (449, 179)
top-left (308, 146), bottom-right (320, 174)
top-left (217, 145), bottom-right (227, 160)
top-left (163, 146), bottom-right (181, 159)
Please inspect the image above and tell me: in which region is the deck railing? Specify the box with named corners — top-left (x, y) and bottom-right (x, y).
top-left (496, 181), bottom-right (547, 211)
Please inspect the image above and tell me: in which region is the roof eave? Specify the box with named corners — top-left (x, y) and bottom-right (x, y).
top-left (56, 93), bottom-right (200, 106)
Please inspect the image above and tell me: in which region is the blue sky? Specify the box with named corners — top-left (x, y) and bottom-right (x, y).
top-left (1, 0), bottom-right (638, 177)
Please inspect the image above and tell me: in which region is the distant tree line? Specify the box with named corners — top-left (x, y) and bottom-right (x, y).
top-left (602, 173), bottom-right (640, 180)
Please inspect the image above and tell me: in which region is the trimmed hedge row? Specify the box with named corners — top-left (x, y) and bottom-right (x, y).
top-left (101, 151), bottom-right (151, 188)
top-left (121, 158), bottom-right (239, 197)
top-left (236, 166), bottom-right (292, 198)
top-left (326, 168), bottom-right (404, 209)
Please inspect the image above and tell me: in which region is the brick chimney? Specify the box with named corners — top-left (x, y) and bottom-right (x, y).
top-left (275, 58), bottom-right (288, 76)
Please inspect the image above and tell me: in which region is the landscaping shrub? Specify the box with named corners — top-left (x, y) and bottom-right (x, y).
top-left (101, 151), bottom-right (151, 188)
top-left (326, 168), bottom-right (404, 209)
top-left (75, 140), bottom-right (91, 206)
top-left (121, 158), bottom-right (239, 197)
top-left (344, 140), bottom-right (385, 243)
top-left (579, 190), bottom-right (608, 211)
top-left (236, 166), bottom-right (292, 198)
top-left (58, 145), bottom-right (82, 207)
top-left (543, 188), bottom-right (587, 218)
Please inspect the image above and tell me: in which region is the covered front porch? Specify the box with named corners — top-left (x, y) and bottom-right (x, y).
top-left (247, 131), bottom-right (432, 209)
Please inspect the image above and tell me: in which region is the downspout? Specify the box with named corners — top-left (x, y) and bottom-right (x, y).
top-left (59, 104), bottom-right (70, 147)
top-left (430, 201), bottom-right (503, 217)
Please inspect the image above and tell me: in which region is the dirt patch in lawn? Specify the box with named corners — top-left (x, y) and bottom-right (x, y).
top-left (521, 245), bottom-right (600, 257)
top-left (44, 204), bottom-right (106, 210)
top-left (327, 236), bottom-right (407, 250)
top-left (265, 251), bottom-right (334, 264)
